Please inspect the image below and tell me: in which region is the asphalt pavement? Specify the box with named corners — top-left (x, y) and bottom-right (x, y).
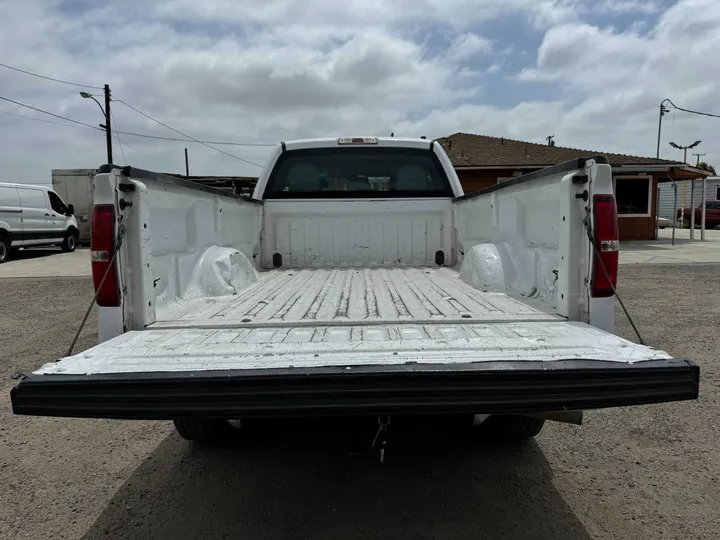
top-left (1, 265), bottom-right (718, 539)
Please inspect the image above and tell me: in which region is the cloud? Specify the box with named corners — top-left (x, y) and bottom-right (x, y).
top-left (601, 0), bottom-right (662, 14)
top-left (1, 0), bottom-right (720, 185)
top-left (444, 33), bottom-right (494, 61)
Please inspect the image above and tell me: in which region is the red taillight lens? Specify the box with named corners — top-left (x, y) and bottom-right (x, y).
top-left (591, 194), bottom-right (619, 298)
top-left (91, 204), bottom-right (121, 307)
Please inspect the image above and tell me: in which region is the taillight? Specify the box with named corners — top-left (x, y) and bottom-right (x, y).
top-left (591, 194), bottom-right (619, 298)
top-left (91, 204), bottom-right (121, 307)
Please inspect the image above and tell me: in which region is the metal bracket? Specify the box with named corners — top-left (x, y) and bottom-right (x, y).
top-left (572, 174), bottom-right (589, 184)
top-left (118, 183), bottom-right (136, 192)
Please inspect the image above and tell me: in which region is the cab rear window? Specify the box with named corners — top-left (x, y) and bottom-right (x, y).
top-left (263, 147), bottom-right (453, 199)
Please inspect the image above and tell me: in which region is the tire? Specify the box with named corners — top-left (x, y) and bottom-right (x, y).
top-left (481, 415), bottom-right (545, 442)
top-left (682, 218), bottom-right (690, 229)
top-left (173, 419), bottom-right (232, 442)
top-left (0, 235), bottom-right (8, 264)
top-left (61, 230), bottom-right (77, 252)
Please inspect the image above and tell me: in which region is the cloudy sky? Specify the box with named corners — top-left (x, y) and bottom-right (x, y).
top-left (1, 0), bottom-right (719, 185)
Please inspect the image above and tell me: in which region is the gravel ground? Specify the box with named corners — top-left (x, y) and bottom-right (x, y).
top-left (1, 266), bottom-right (718, 539)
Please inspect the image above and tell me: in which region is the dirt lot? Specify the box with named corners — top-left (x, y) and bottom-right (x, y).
top-left (1, 266), bottom-right (718, 539)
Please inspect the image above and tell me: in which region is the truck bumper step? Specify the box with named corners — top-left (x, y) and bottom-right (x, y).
top-left (11, 359), bottom-right (699, 420)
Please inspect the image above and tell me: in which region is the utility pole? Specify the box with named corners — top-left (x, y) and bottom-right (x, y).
top-left (104, 84), bottom-right (112, 165)
top-left (656, 100), bottom-right (671, 158)
top-left (104, 84), bottom-right (112, 163)
top-left (80, 85), bottom-right (113, 164)
top-left (185, 148), bottom-right (190, 178)
top-left (693, 152), bottom-right (706, 166)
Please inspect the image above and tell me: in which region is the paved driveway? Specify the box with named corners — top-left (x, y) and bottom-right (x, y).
top-left (620, 228), bottom-right (720, 264)
top-left (0, 248), bottom-right (91, 278)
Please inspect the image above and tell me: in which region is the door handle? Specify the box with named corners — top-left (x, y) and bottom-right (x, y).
top-left (45, 213), bottom-right (50, 216)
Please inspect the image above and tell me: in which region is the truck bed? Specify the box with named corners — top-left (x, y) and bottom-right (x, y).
top-left (154, 267), bottom-right (561, 328)
top-left (29, 267), bottom-right (675, 376)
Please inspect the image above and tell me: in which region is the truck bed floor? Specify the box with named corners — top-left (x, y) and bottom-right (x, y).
top-left (153, 267), bottom-right (560, 329)
top-left (31, 267), bottom-right (675, 376)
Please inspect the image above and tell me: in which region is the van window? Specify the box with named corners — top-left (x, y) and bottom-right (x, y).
top-left (264, 147), bottom-right (453, 199)
top-left (48, 191), bottom-right (68, 214)
top-left (17, 188), bottom-right (46, 209)
top-left (0, 186), bottom-right (20, 207)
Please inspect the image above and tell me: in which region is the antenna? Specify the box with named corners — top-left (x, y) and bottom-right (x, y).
top-left (546, 134), bottom-right (555, 147)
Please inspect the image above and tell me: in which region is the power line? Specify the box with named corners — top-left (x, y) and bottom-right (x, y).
top-left (666, 99), bottom-right (720, 120)
top-left (113, 134), bottom-right (169, 167)
top-left (110, 130), bottom-right (275, 146)
top-left (114, 99), bottom-right (263, 168)
top-left (1, 94), bottom-right (276, 148)
top-left (0, 109), bottom-right (99, 131)
top-left (0, 95), bottom-right (101, 129)
top-left (110, 110), bottom-right (127, 165)
top-left (0, 62), bottom-right (103, 90)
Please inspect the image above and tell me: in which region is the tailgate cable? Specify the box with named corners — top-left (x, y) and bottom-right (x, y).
top-left (583, 210), bottom-right (647, 346)
top-left (65, 221), bottom-right (126, 358)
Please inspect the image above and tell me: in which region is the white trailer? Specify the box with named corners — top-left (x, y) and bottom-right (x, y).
top-left (51, 169), bottom-right (95, 244)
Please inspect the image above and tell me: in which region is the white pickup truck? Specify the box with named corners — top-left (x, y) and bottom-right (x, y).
top-left (11, 137), bottom-right (698, 444)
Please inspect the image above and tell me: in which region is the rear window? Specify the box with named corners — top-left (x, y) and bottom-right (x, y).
top-left (263, 147), bottom-right (453, 199)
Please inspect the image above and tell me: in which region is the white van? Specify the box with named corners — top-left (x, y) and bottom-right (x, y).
top-left (0, 182), bottom-right (79, 263)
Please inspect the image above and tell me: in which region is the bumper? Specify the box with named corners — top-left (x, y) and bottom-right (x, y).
top-left (11, 359), bottom-right (699, 420)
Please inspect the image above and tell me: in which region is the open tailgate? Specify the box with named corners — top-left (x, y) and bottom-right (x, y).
top-left (11, 321), bottom-right (699, 419)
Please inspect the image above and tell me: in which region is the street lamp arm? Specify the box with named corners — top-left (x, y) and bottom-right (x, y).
top-left (89, 96), bottom-right (106, 117)
top-left (79, 92), bottom-right (106, 117)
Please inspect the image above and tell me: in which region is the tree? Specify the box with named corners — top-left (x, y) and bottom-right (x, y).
top-left (696, 162), bottom-right (716, 175)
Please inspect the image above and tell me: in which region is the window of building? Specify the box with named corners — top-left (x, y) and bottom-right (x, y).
top-left (715, 186), bottom-right (720, 200)
top-left (614, 176), bottom-right (652, 217)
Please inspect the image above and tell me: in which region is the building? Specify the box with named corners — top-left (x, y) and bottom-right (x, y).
top-left (658, 177), bottom-right (720, 223)
top-left (437, 133), bottom-right (711, 240)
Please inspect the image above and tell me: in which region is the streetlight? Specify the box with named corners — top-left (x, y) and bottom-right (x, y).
top-left (668, 140), bottom-right (701, 163)
top-left (80, 84), bottom-right (112, 164)
top-left (669, 140), bottom-right (702, 234)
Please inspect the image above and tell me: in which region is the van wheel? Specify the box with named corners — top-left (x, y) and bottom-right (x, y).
top-left (61, 231), bottom-right (77, 252)
top-left (173, 419), bottom-right (232, 442)
top-left (0, 236), bottom-right (8, 263)
top-left (481, 415), bottom-right (545, 442)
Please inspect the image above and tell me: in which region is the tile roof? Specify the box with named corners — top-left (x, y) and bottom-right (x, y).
top-left (438, 132), bottom-right (681, 168)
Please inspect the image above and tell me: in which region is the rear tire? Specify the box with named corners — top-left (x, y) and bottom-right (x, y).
top-left (173, 419), bottom-right (232, 442)
top-left (481, 415), bottom-right (545, 442)
top-left (0, 236), bottom-right (8, 263)
top-left (61, 231), bottom-right (77, 252)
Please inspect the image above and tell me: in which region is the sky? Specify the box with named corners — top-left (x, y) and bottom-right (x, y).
top-left (1, 0), bottom-right (719, 185)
